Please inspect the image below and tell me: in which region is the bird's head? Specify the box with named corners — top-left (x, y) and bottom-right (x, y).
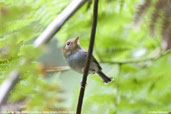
top-left (63, 36), bottom-right (81, 57)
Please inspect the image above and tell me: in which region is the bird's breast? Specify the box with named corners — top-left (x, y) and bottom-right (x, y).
top-left (66, 50), bottom-right (86, 73)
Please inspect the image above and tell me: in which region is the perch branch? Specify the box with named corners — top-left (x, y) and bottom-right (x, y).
top-left (0, 0), bottom-right (87, 108)
top-left (34, 0), bottom-right (87, 48)
top-left (76, 0), bottom-right (99, 114)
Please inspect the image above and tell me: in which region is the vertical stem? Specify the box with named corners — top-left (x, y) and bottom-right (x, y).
top-left (115, 64), bottom-right (122, 114)
top-left (76, 0), bottom-right (99, 114)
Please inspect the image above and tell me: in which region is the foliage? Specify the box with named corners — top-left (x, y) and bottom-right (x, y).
top-left (0, 0), bottom-right (67, 113)
top-left (135, 0), bottom-right (171, 50)
top-left (0, 0), bottom-right (171, 114)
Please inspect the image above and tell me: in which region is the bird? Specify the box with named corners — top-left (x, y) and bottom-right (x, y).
top-left (62, 36), bottom-right (113, 83)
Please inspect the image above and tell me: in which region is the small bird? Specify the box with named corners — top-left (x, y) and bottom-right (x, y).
top-left (63, 37), bottom-right (113, 83)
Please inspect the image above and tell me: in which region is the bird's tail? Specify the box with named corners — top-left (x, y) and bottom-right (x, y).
top-left (97, 71), bottom-right (113, 83)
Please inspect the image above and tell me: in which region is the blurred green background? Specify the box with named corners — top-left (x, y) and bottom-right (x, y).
top-left (0, 0), bottom-right (171, 114)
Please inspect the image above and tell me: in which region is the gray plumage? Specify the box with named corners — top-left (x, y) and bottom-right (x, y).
top-left (63, 37), bottom-right (113, 83)
top-left (66, 49), bottom-right (100, 74)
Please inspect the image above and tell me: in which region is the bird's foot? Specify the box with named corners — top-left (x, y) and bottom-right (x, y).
top-left (80, 81), bottom-right (86, 89)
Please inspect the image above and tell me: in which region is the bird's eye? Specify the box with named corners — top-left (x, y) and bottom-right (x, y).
top-left (66, 42), bottom-right (70, 46)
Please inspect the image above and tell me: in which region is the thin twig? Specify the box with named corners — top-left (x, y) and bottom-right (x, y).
top-left (76, 0), bottom-right (99, 114)
top-left (101, 49), bottom-right (171, 65)
top-left (0, 0), bottom-right (87, 108)
top-left (34, 0), bottom-right (87, 48)
top-left (46, 66), bottom-right (70, 73)
top-left (115, 64), bottom-right (122, 114)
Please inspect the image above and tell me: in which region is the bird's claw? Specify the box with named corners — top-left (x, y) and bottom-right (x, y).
top-left (80, 81), bottom-right (86, 89)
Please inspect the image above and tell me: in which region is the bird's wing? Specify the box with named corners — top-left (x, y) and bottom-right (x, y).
top-left (92, 56), bottom-right (102, 70)
top-left (82, 49), bottom-right (102, 70)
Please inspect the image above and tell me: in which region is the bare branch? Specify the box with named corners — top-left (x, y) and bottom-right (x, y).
top-left (46, 66), bottom-right (70, 73)
top-left (0, 70), bottom-right (20, 107)
top-left (115, 64), bottom-right (122, 114)
top-left (34, 0), bottom-right (87, 48)
top-left (101, 49), bottom-right (171, 64)
top-left (76, 0), bottom-right (99, 114)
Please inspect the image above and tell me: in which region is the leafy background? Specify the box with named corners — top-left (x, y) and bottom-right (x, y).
top-left (0, 0), bottom-right (171, 114)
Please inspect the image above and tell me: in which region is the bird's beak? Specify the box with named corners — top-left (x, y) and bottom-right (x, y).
top-left (74, 36), bottom-right (79, 44)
